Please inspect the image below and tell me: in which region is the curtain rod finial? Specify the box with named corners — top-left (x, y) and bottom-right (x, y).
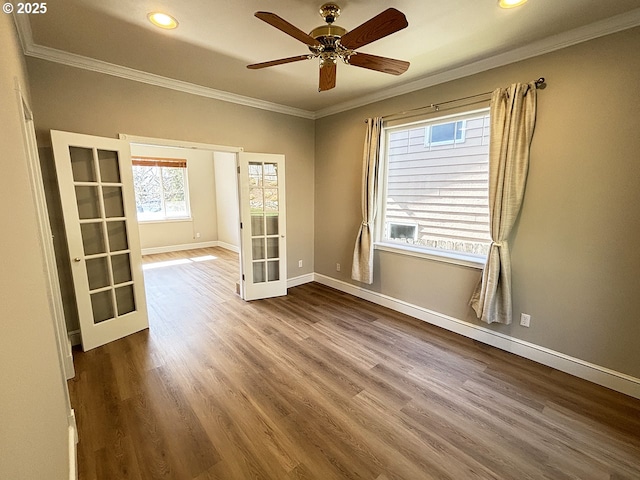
top-left (535, 77), bottom-right (546, 89)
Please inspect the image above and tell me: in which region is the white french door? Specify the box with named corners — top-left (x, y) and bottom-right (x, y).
top-left (238, 152), bottom-right (287, 301)
top-left (51, 130), bottom-right (148, 351)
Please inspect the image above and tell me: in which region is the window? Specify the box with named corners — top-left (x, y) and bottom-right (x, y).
top-left (380, 108), bottom-right (491, 259)
top-left (425, 120), bottom-right (465, 146)
top-left (132, 157), bottom-right (190, 221)
top-left (387, 222), bottom-right (417, 242)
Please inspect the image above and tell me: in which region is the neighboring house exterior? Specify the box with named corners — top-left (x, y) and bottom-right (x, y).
top-left (384, 111), bottom-right (491, 256)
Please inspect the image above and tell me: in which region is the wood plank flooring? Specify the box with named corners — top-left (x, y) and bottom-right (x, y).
top-left (69, 247), bottom-right (640, 479)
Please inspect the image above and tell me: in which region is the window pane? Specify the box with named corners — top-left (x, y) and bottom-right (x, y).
top-left (133, 165), bottom-right (162, 220)
top-left (252, 238), bottom-right (265, 260)
top-left (253, 262), bottom-right (266, 283)
top-left (81, 222), bottom-right (106, 256)
top-left (112, 253), bottom-right (132, 285)
top-left (263, 163), bottom-right (278, 187)
top-left (249, 162), bottom-right (263, 187)
top-left (86, 256), bottom-right (110, 291)
top-left (115, 285), bottom-right (136, 316)
top-left (107, 221), bottom-right (129, 252)
top-left (103, 186), bottom-right (124, 218)
top-left (97, 150), bottom-right (121, 183)
top-left (91, 290), bottom-right (114, 324)
top-left (266, 215), bottom-right (278, 236)
top-left (385, 111), bottom-right (491, 257)
top-left (251, 215), bottom-right (264, 236)
top-left (75, 186), bottom-right (101, 219)
top-left (267, 260), bottom-right (279, 281)
top-left (264, 189), bottom-right (278, 212)
top-left (430, 122), bottom-right (456, 143)
top-left (69, 147), bottom-right (96, 182)
top-left (162, 167), bottom-right (188, 217)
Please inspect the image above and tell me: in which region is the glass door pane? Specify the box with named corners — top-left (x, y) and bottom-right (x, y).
top-left (68, 145), bottom-right (136, 326)
top-left (248, 161), bottom-right (282, 285)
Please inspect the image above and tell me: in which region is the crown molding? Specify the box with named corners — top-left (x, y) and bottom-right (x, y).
top-left (13, 17), bottom-right (316, 120)
top-left (315, 7), bottom-right (640, 118)
top-left (14, 8), bottom-right (640, 121)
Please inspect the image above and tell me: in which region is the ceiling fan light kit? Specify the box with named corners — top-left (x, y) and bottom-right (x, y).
top-left (247, 3), bottom-right (410, 92)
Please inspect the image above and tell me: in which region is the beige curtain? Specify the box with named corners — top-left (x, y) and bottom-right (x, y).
top-left (470, 83), bottom-right (537, 324)
top-left (352, 117), bottom-right (383, 284)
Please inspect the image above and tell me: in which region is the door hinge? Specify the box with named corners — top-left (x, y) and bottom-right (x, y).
top-left (240, 222), bottom-right (243, 229)
top-left (237, 166), bottom-right (240, 174)
top-left (242, 274), bottom-right (245, 281)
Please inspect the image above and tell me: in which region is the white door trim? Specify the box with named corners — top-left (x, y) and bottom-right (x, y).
top-left (15, 81), bottom-right (75, 379)
top-left (118, 133), bottom-right (243, 153)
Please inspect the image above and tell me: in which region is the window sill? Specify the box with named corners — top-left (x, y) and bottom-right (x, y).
top-left (137, 217), bottom-right (193, 225)
top-left (374, 242), bottom-right (486, 269)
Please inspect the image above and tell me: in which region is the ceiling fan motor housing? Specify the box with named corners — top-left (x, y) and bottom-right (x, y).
top-left (309, 24), bottom-right (347, 51)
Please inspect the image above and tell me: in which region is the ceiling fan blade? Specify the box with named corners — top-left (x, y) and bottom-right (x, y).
top-left (339, 8), bottom-right (408, 50)
top-left (247, 55), bottom-right (312, 69)
top-left (255, 12), bottom-right (322, 48)
top-left (319, 62), bottom-right (336, 92)
top-left (348, 53), bottom-right (409, 75)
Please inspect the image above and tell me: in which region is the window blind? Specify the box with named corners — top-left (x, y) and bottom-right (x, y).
top-left (131, 157), bottom-right (187, 168)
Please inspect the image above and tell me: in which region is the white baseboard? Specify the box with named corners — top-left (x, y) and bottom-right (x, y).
top-left (68, 409), bottom-right (77, 480)
top-left (287, 273), bottom-right (315, 289)
top-left (64, 336), bottom-right (75, 379)
top-left (68, 329), bottom-right (81, 347)
top-left (216, 241), bottom-right (240, 253)
top-left (313, 273), bottom-right (640, 400)
top-left (141, 240), bottom-right (219, 255)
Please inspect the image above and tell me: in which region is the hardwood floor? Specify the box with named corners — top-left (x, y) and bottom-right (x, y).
top-left (69, 247), bottom-right (640, 479)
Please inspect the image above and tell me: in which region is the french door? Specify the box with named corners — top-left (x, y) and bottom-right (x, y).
top-left (51, 130), bottom-right (148, 351)
top-left (238, 153), bottom-right (287, 300)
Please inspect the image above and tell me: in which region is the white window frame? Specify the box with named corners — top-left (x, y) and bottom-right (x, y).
top-left (376, 108), bottom-right (491, 269)
top-left (132, 159), bottom-right (192, 223)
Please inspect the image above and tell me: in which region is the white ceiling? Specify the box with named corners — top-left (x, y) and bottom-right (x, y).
top-left (21, 0), bottom-right (640, 116)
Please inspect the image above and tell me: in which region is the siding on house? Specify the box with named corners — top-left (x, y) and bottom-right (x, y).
top-left (384, 111), bottom-right (491, 255)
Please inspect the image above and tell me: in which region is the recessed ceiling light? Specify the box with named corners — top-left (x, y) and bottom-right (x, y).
top-left (147, 12), bottom-right (179, 29)
top-left (498, 0), bottom-right (528, 8)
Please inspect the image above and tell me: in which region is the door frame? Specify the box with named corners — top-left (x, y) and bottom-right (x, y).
top-left (118, 133), bottom-right (248, 294)
top-left (119, 134), bottom-right (292, 301)
top-left (14, 82), bottom-right (79, 475)
top-left (16, 83), bottom-right (75, 379)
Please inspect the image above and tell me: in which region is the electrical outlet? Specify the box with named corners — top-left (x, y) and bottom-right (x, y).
top-left (195, 232), bottom-right (201, 238)
top-left (298, 260), bottom-right (303, 268)
top-left (520, 313), bottom-right (531, 327)
top-left (336, 263), bottom-right (341, 272)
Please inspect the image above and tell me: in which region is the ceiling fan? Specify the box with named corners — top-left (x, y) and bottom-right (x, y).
top-left (247, 3), bottom-right (410, 92)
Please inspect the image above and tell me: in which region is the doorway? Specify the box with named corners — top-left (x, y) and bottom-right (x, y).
top-left (48, 131), bottom-right (288, 351)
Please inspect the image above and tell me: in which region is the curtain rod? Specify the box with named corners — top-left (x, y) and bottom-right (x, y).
top-left (370, 77), bottom-right (546, 123)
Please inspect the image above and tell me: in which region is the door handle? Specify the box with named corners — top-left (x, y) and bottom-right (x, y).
top-left (73, 257), bottom-right (81, 262)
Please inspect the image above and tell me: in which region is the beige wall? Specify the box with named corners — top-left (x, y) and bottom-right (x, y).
top-left (27, 58), bottom-right (315, 279)
top-left (214, 151), bottom-right (241, 249)
top-left (315, 27), bottom-right (640, 379)
top-left (0, 15), bottom-right (71, 479)
top-left (130, 144), bottom-right (218, 251)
